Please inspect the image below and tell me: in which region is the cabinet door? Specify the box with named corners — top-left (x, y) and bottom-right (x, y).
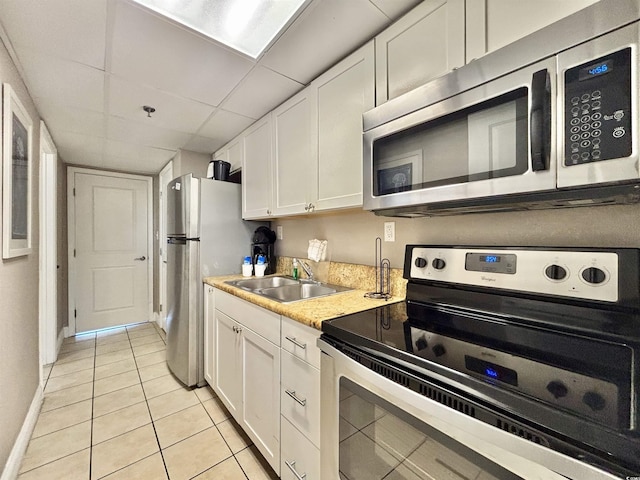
top-left (227, 137), bottom-right (243, 173)
top-left (242, 115), bottom-right (273, 219)
top-left (312, 41), bottom-right (374, 212)
top-left (466, 0), bottom-right (598, 62)
top-left (281, 417), bottom-right (320, 480)
top-left (203, 284), bottom-right (215, 386)
top-left (242, 327), bottom-right (281, 474)
top-left (214, 310), bottom-right (241, 418)
top-left (375, 0), bottom-right (465, 105)
top-left (273, 88), bottom-right (314, 216)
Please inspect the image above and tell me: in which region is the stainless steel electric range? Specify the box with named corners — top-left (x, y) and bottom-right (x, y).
top-left (319, 246), bottom-right (640, 480)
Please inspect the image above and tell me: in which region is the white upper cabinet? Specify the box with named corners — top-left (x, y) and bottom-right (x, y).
top-left (214, 136), bottom-right (243, 172)
top-left (312, 41), bottom-right (374, 211)
top-left (466, 0), bottom-right (599, 62)
top-left (272, 88), bottom-right (314, 216)
top-left (242, 115), bottom-right (273, 219)
top-left (375, 0), bottom-right (465, 105)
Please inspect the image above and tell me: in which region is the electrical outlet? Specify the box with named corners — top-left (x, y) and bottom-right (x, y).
top-left (276, 225), bottom-right (284, 240)
top-left (384, 221), bottom-right (395, 242)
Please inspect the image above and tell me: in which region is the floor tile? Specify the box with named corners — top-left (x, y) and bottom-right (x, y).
top-left (90, 424), bottom-right (159, 480)
top-left (59, 340), bottom-right (96, 355)
top-left (19, 421), bottom-right (91, 473)
top-left (41, 383), bottom-right (94, 413)
top-left (93, 384), bottom-right (146, 418)
top-left (338, 431), bottom-right (399, 480)
top-left (96, 333), bottom-right (129, 346)
top-left (95, 348), bottom-right (134, 367)
top-left (194, 385), bottom-right (216, 402)
top-left (55, 347), bottom-right (95, 365)
top-left (361, 413), bottom-right (426, 461)
top-left (163, 427), bottom-right (233, 480)
top-left (126, 322), bottom-right (155, 332)
top-left (192, 457), bottom-right (247, 479)
top-left (235, 446), bottom-right (279, 480)
top-left (202, 397), bottom-right (231, 424)
top-left (97, 327), bottom-right (127, 337)
top-left (154, 403), bottom-right (213, 449)
top-left (127, 328), bottom-right (160, 340)
top-left (129, 333), bottom-right (163, 347)
top-left (32, 399), bottom-right (92, 439)
top-left (92, 401), bottom-right (151, 445)
top-left (217, 418), bottom-right (252, 454)
top-left (94, 369), bottom-right (140, 397)
top-left (44, 369), bottom-right (94, 393)
top-left (142, 373), bottom-right (183, 399)
top-left (17, 448), bottom-right (90, 480)
top-left (137, 361), bottom-right (171, 382)
top-left (383, 462), bottom-right (423, 480)
top-left (134, 350), bottom-right (166, 368)
top-left (94, 357), bottom-right (137, 380)
top-left (339, 393), bottom-right (386, 429)
top-left (49, 357), bottom-right (94, 378)
top-left (101, 452), bottom-right (168, 480)
top-left (132, 341), bottom-right (165, 357)
top-left (339, 417), bottom-right (359, 442)
top-left (63, 333), bottom-right (95, 345)
top-left (95, 340), bottom-right (132, 356)
top-left (147, 388), bottom-right (199, 420)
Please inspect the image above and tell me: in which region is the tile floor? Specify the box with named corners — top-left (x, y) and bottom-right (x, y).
top-left (19, 322), bottom-right (279, 480)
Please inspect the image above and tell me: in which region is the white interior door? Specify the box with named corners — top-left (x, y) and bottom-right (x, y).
top-left (71, 170), bottom-right (150, 333)
top-left (158, 161), bottom-right (173, 330)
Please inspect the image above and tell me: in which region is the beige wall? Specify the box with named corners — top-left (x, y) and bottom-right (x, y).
top-left (273, 203), bottom-right (640, 268)
top-left (0, 39), bottom-right (42, 470)
top-left (172, 149), bottom-right (210, 179)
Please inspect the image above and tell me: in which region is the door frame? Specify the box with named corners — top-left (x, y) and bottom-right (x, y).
top-left (39, 121), bottom-right (58, 372)
top-left (158, 160), bottom-right (173, 331)
top-left (67, 167), bottom-right (153, 335)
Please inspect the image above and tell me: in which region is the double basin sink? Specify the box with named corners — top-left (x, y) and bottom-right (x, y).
top-left (225, 275), bottom-right (352, 303)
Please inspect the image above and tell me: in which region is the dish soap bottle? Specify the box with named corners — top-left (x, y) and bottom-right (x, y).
top-left (292, 258), bottom-right (299, 280)
top-left (242, 256), bottom-right (253, 277)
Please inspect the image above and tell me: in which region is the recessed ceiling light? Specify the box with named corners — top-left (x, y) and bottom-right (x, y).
top-left (132, 0), bottom-right (309, 59)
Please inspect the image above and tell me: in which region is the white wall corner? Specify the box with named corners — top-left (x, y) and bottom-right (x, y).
top-left (0, 385), bottom-right (43, 480)
top-left (56, 328), bottom-right (64, 356)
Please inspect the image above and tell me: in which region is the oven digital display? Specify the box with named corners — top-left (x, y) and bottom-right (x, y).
top-left (465, 253), bottom-right (516, 274)
top-left (480, 255), bottom-right (500, 263)
top-left (465, 356), bottom-right (518, 386)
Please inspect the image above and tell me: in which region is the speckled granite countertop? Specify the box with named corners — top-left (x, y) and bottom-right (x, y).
top-left (204, 258), bottom-right (407, 330)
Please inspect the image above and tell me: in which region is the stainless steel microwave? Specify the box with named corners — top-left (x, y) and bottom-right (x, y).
top-left (363, 0), bottom-right (640, 217)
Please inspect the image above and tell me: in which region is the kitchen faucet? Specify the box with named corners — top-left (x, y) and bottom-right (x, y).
top-left (294, 258), bottom-right (316, 283)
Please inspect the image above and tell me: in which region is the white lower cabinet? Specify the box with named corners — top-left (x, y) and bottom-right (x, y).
top-left (203, 284), bottom-right (215, 386)
top-left (281, 416), bottom-right (320, 480)
top-left (213, 290), bottom-right (281, 475)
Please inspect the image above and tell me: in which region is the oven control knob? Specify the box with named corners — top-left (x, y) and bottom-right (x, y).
top-left (545, 265), bottom-right (567, 281)
top-left (432, 344), bottom-right (446, 357)
top-left (432, 258), bottom-right (446, 270)
top-left (582, 267), bottom-right (606, 284)
top-left (415, 257), bottom-right (428, 268)
top-left (582, 391), bottom-right (606, 411)
top-left (546, 380), bottom-right (568, 399)
top-left (415, 337), bottom-right (428, 351)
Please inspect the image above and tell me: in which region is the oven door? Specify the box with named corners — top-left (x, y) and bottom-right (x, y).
top-left (363, 57), bottom-right (557, 213)
top-left (319, 340), bottom-right (619, 480)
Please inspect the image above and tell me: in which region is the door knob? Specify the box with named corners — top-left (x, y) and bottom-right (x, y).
top-left (134, 256), bottom-right (146, 261)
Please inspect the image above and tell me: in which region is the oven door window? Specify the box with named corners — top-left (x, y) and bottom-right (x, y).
top-left (373, 89), bottom-right (529, 196)
top-left (338, 377), bottom-right (523, 480)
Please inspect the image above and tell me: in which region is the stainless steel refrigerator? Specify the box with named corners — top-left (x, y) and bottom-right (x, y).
top-left (165, 173), bottom-right (265, 387)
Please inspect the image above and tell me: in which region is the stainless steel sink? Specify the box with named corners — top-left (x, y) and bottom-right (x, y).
top-left (225, 276), bottom-right (352, 303)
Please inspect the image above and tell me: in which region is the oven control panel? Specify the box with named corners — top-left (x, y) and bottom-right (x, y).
top-left (408, 247), bottom-right (619, 302)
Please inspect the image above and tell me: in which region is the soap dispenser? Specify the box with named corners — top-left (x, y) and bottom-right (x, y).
top-left (292, 258), bottom-right (299, 280)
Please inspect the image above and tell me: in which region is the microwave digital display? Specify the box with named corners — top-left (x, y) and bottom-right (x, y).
top-left (578, 59), bottom-right (613, 81)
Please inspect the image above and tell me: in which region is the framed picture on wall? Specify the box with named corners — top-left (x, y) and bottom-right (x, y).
top-left (3, 83), bottom-right (33, 258)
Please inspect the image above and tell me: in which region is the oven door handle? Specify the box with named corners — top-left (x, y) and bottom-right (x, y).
top-left (530, 69), bottom-right (551, 171)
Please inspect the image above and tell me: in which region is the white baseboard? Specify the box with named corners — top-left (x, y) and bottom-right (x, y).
top-left (56, 329), bottom-right (64, 357)
top-left (63, 326), bottom-right (70, 339)
top-left (1, 385), bottom-right (43, 480)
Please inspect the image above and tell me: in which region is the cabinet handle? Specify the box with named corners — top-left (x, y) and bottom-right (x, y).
top-left (285, 460), bottom-right (307, 480)
top-left (285, 389), bottom-right (307, 407)
top-left (285, 336), bottom-right (307, 349)
top-left (309, 203), bottom-right (315, 212)
top-left (232, 325), bottom-right (242, 334)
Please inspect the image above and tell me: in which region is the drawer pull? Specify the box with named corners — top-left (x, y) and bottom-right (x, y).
top-left (285, 389), bottom-right (307, 407)
top-left (285, 336), bottom-right (307, 349)
top-left (285, 460), bottom-right (307, 480)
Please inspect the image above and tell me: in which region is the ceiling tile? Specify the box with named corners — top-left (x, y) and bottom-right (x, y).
top-left (197, 109), bottom-right (255, 141)
top-left (38, 102), bottom-right (105, 138)
top-left (108, 76), bottom-right (216, 134)
top-left (53, 131), bottom-right (104, 156)
top-left (109, 0), bottom-right (255, 106)
top-left (183, 135), bottom-right (224, 154)
top-left (0, 0), bottom-right (107, 68)
top-left (107, 117), bottom-right (191, 150)
top-left (104, 140), bottom-right (175, 173)
top-left (260, 0), bottom-right (388, 84)
top-left (220, 66), bottom-right (304, 119)
top-left (368, 0), bottom-right (422, 19)
top-left (17, 49), bottom-right (105, 112)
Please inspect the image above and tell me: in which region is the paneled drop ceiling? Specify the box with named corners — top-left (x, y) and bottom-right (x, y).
top-left (0, 0), bottom-right (420, 174)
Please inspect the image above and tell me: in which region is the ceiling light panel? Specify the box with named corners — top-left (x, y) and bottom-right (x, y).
top-left (132, 0), bottom-right (308, 58)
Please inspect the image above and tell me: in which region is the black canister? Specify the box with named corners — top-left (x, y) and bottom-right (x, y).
top-left (212, 160), bottom-right (231, 181)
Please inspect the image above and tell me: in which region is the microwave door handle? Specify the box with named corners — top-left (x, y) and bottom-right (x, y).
top-left (530, 69), bottom-right (552, 171)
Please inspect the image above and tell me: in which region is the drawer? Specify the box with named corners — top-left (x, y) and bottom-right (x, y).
top-left (281, 416), bottom-right (320, 480)
top-left (281, 316), bottom-right (321, 368)
top-left (281, 350), bottom-right (320, 447)
top-left (215, 289), bottom-right (280, 345)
